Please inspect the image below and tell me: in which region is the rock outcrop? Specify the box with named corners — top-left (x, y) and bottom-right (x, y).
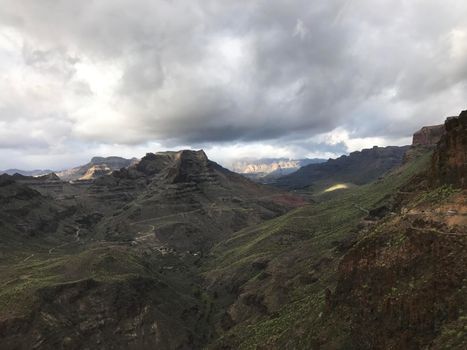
top-left (412, 124), bottom-right (445, 146)
top-left (431, 111), bottom-right (467, 188)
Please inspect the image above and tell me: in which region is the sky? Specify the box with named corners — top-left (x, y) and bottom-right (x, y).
top-left (0, 0), bottom-right (466, 170)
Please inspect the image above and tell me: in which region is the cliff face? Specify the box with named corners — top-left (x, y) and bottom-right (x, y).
top-left (431, 111), bottom-right (467, 188)
top-left (412, 124), bottom-right (445, 146)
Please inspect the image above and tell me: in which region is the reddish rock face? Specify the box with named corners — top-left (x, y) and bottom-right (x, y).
top-left (412, 124), bottom-right (445, 146)
top-left (431, 111), bottom-right (467, 188)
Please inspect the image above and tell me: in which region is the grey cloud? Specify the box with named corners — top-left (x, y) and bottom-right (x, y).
top-left (0, 0), bottom-right (467, 168)
top-left (21, 45), bottom-right (79, 81)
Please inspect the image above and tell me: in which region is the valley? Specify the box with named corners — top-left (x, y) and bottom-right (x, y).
top-left (0, 113), bottom-right (465, 349)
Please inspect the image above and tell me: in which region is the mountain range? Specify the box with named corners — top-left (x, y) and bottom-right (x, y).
top-left (0, 169), bottom-right (55, 177)
top-left (274, 145), bottom-right (411, 190)
top-left (0, 111), bottom-right (465, 349)
top-left (56, 156), bottom-right (139, 181)
top-left (1, 157), bottom-right (138, 182)
top-left (231, 158), bottom-right (325, 182)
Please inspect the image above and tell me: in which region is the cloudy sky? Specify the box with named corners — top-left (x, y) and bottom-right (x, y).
top-left (1, 0), bottom-right (466, 170)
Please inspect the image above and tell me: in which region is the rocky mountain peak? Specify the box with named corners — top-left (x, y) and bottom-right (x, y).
top-left (412, 124), bottom-right (445, 146)
top-left (431, 111), bottom-right (467, 188)
top-left (120, 150), bottom-right (214, 183)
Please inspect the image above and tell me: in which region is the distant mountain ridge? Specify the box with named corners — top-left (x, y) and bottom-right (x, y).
top-left (274, 145), bottom-right (410, 189)
top-left (0, 169), bottom-right (55, 177)
top-left (56, 156), bottom-right (138, 181)
top-left (231, 158), bottom-right (325, 182)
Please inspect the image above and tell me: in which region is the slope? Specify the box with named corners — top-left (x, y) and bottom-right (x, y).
top-left (92, 150), bottom-right (305, 251)
top-left (202, 146), bottom-right (435, 349)
top-left (202, 114), bottom-right (466, 349)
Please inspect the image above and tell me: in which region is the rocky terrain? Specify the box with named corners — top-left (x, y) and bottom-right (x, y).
top-left (0, 150), bottom-right (304, 350)
top-left (412, 124), bottom-right (445, 146)
top-left (202, 112), bottom-right (466, 349)
top-left (431, 112), bottom-right (467, 188)
top-left (0, 113), bottom-right (465, 349)
top-left (274, 145), bottom-right (410, 190)
top-left (91, 150), bottom-right (305, 251)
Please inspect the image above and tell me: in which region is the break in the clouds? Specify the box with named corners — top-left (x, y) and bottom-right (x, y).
top-left (0, 0), bottom-right (467, 169)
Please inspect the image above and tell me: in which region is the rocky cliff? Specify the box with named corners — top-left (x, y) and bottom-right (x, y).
top-left (431, 111), bottom-right (467, 188)
top-left (412, 124), bottom-right (445, 146)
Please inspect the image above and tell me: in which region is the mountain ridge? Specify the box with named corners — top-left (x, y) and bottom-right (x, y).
top-left (274, 145), bottom-right (410, 190)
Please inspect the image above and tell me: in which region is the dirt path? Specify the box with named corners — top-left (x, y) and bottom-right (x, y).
top-left (22, 254), bottom-right (34, 262)
top-left (48, 226), bottom-right (81, 254)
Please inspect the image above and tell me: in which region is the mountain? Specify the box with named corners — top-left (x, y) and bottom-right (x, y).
top-left (274, 145), bottom-right (410, 190)
top-left (92, 150), bottom-right (306, 251)
top-left (231, 158), bottom-right (325, 182)
top-left (412, 124), bottom-right (445, 146)
top-left (0, 114), bottom-right (465, 349)
top-left (0, 174), bottom-right (61, 242)
top-left (202, 112), bottom-right (466, 349)
top-left (0, 169), bottom-right (55, 177)
top-left (0, 149), bottom-right (304, 349)
top-left (56, 156), bottom-right (138, 181)
top-left (8, 172), bottom-right (61, 182)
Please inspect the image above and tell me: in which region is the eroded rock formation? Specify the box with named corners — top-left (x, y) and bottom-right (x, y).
top-left (412, 124), bottom-right (445, 146)
top-left (431, 111), bottom-right (467, 188)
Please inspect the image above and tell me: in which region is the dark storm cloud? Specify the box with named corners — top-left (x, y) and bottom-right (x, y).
top-left (0, 0), bottom-right (467, 168)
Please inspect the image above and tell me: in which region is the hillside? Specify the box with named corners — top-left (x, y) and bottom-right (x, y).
top-left (0, 150), bottom-right (304, 349)
top-left (201, 112), bottom-right (466, 349)
top-left (274, 145), bottom-right (410, 190)
top-left (92, 150), bottom-right (305, 251)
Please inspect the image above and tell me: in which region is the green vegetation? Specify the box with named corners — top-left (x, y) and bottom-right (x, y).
top-left (414, 184), bottom-right (461, 206)
top-left (3, 145), bottom-right (462, 350)
top-left (203, 150), bottom-right (433, 349)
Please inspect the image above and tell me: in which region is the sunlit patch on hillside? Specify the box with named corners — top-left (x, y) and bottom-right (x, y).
top-left (324, 183), bottom-right (350, 193)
